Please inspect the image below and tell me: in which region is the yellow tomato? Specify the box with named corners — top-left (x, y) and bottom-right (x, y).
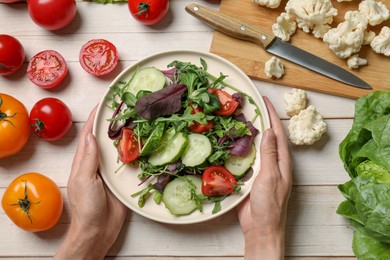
top-left (0, 93), bottom-right (30, 158)
top-left (1, 172), bottom-right (63, 232)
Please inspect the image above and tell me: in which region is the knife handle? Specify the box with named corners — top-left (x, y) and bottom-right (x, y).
top-left (185, 3), bottom-right (275, 49)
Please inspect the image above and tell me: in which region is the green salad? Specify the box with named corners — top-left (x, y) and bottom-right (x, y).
top-left (106, 58), bottom-right (264, 216)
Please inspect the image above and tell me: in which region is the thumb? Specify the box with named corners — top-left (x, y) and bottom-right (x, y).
top-left (260, 128), bottom-right (278, 168)
top-left (81, 132), bottom-right (100, 179)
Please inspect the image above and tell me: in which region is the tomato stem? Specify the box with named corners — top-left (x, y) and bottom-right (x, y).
top-left (136, 2), bottom-right (150, 16)
top-left (9, 180), bottom-right (41, 224)
top-left (0, 97), bottom-right (17, 127)
top-left (31, 118), bottom-right (46, 137)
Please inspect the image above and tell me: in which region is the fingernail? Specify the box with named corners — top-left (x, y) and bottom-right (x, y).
top-left (263, 129), bottom-right (274, 141)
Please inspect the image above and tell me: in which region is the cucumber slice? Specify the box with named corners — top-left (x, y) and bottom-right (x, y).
top-left (140, 122), bottom-right (165, 156)
top-left (162, 175), bottom-right (202, 216)
top-left (148, 129), bottom-right (188, 166)
top-left (181, 133), bottom-right (212, 167)
top-left (224, 144), bottom-right (257, 179)
top-left (128, 67), bottom-right (166, 96)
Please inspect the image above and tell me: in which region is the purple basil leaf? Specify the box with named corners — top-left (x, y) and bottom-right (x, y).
top-left (232, 92), bottom-right (244, 107)
top-left (161, 67), bottom-right (177, 82)
top-left (229, 121), bottom-right (259, 156)
top-left (153, 174), bottom-right (171, 193)
top-left (135, 84), bottom-right (187, 120)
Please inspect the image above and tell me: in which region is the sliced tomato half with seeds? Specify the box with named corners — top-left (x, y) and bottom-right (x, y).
top-left (79, 39), bottom-right (118, 77)
top-left (201, 165), bottom-right (237, 197)
top-left (118, 128), bottom-right (141, 163)
top-left (208, 88), bottom-right (239, 116)
top-left (27, 50), bottom-right (67, 89)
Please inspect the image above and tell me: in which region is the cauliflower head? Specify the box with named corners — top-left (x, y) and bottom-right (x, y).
top-left (285, 0), bottom-right (338, 38)
top-left (370, 26), bottom-right (390, 56)
top-left (265, 56), bottom-right (285, 78)
top-left (252, 0), bottom-right (281, 9)
top-left (288, 105), bottom-right (327, 145)
top-left (283, 88), bottom-right (308, 117)
top-left (347, 54), bottom-right (368, 69)
top-left (359, 0), bottom-right (390, 26)
top-left (323, 11), bottom-right (368, 59)
top-left (272, 12), bottom-right (297, 42)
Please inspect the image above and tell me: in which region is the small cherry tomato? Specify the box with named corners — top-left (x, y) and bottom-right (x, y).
top-left (0, 94), bottom-right (30, 159)
top-left (0, 35), bottom-right (25, 76)
top-left (27, 0), bottom-right (76, 31)
top-left (79, 39), bottom-right (119, 77)
top-left (202, 165), bottom-right (237, 197)
top-left (118, 127), bottom-right (141, 163)
top-left (208, 88), bottom-right (240, 116)
top-left (30, 98), bottom-right (72, 141)
top-left (27, 50), bottom-right (68, 89)
top-left (128, 0), bottom-right (169, 25)
top-left (188, 103), bottom-right (214, 133)
top-left (1, 172), bottom-right (63, 232)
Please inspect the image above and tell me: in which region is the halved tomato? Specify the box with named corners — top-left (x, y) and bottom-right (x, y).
top-left (118, 127), bottom-right (141, 163)
top-left (208, 88), bottom-right (239, 116)
top-left (188, 103), bottom-right (214, 133)
top-left (27, 50), bottom-right (68, 89)
top-left (201, 165), bottom-right (237, 197)
top-left (79, 39), bottom-right (118, 77)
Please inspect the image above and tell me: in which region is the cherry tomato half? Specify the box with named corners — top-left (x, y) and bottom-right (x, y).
top-left (79, 39), bottom-right (119, 77)
top-left (1, 172), bottom-right (63, 232)
top-left (188, 103), bottom-right (214, 133)
top-left (27, 50), bottom-right (68, 89)
top-left (27, 0), bottom-right (76, 31)
top-left (0, 35), bottom-right (25, 76)
top-left (0, 94), bottom-right (30, 159)
top-left (208, 88), bottom-right (240, 116)
top-left (202, 165), bottom-right (237, 197)
top-left (118, 128), bottom-right (141, 163)
top-left (128, 0), bottom-right (169, 25)
top-left (30, 98), bottom-right (73, 141)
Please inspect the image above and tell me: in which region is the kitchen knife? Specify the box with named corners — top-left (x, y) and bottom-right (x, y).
top-left (185, 3), bottom-right (372, 90)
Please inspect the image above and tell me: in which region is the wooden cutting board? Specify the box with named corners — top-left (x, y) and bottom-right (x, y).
top-left (210, 0), bottom-right (390, 99)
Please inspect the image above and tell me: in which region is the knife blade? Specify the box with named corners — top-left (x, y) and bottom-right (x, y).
top-left (185, 3), bottom-right (372, 90)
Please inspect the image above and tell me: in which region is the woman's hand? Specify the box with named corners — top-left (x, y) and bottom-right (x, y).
top-left (237, 97), bottom-right (293, 260)
top-left (55, 107), bottom-right (128, 260)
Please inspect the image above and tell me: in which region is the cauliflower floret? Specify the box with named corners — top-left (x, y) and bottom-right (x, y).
top-left (288, 105), bottom-right (327, 145)
top-left (359, 0), bottom-right (390, 26)
top-left (283, 88), bottom-right (308, 117)
top-left (370, 26), bottom-right (390, 56)
top-left (347, 54), bottom-right (368, 69)
top-left (265, 56), bottom-right (285, 78)
top-left (363, 30), bottom-right (376, 45)
top-left (252, 0), bottom-right (281, 8)
top-left (323, 11), bottom-right (368, 59)
top-left (272, 12), bottom-right (297, 42)
top-left (285, 0), bottom-right (338, 38)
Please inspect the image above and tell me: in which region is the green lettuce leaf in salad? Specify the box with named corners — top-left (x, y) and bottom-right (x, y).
top-left (337, 91), bottom-right (390, 259)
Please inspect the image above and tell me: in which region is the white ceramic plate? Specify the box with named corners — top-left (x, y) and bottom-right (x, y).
top-left (93, 50), bottom-right (270, 224)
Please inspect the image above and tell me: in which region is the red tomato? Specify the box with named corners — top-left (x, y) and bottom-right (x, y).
top-left (79, 39), bottom-right (119, 77)
top-left (30, 98), bottom-right (72, 141)
top-left (27, 0), bottom-right (76, 31)
top-left (208, 88), bottom-right (239, 116)
top-left (0, 94), bottom-right (30, 158)
top-left (27, 50), bottom-right (68, 89)
top-left (188, 103), bottom-right (214, 133)
top-left (1, 172), bottom-right (63, 232)
top-left (118, 128), bottom-right (141, 163)
top-left (0, 35), bottom-right (25, 76)
top-left (128, 0), bottom-right (169, 25)
top-left (202, 166), bottom-right (237, 197)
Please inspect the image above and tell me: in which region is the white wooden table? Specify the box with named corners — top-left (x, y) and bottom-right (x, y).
top-left (0, 0), bottom-right (358, 259)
